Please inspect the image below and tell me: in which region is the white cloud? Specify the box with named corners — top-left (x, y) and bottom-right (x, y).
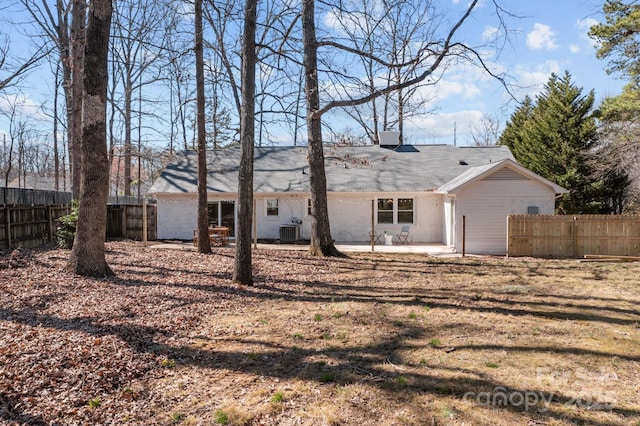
top-left (513, 60), bottom-right (562, 98)
top-left (576, 18), bottom-right (599, 31)
top-left (576, 18), bottom-right (599, 48)
top-left (0, 93), bottom-right (45, 121)
top-left (526, 23), bottom-right (558, 50)
top-left (569, 44), bottom-right (581, 54)
top-left (403, 110), bottom-right (485, 145)
top-left (482, 26), bottom-right (499, 42)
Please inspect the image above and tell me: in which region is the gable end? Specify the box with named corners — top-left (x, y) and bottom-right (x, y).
top-left (482, 167), bottom-right (529, 181)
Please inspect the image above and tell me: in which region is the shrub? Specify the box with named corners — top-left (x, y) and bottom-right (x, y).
top-left (55, 202), bottom-right (78, 249)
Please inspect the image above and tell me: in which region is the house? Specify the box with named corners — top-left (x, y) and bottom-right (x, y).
top-left (8, 172), bottom-right (71, 192)
top-left (148, 142), bottom-right (566, 255)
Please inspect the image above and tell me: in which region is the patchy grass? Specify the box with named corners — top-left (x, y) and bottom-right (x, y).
top-left (0, 242), bottom-right (639, 425)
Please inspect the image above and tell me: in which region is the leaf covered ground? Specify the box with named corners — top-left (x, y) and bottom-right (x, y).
top-left (1, 241), bottom-right (639, 425)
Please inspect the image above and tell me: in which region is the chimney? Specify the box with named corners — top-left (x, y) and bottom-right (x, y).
top-left (378, 131), bottom-right (401, 146)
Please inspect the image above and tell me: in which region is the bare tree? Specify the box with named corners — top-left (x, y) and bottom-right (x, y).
top-left (302, 0), bottom-right (343, 257)
top-left (66, 0), bottom-right (113, 277)
top-left (195, 0), bottom-right (212, 254)
top-left (233, 0), bottom-right (257, 285)
top-left (21, 0), bottom-right (85, 199)
top-left (69, 0), bottom-right (85, 199)
top-left (1, 98), bottom-right (25, 188)
top-left (0, 34), bottom-right (48, 92)
top-left (110, 0), bottom-right (167, 196)
top-left (327, 0), bottom-right (437, 144)
top-left (301, 0), bottom-right (507, 256)
top-left (470, 112), bottom-right (502, 147)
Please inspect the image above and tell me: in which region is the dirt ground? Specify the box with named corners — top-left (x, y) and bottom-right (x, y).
top-left (1, 241), bottom-right (639, 425)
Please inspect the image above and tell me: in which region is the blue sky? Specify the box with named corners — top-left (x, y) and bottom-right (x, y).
top-left (394, 0), bottom-right (626, 145)
top-left (0, 0), bottom-right (628, 147)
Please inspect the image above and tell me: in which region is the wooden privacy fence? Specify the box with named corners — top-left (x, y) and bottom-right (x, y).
top-left (507, 215), bottom-right (640, 258)
top-left (1, 187), bottom-right (72, 206)
top-left (106, 204), bottom-right (157, 241)
top-left (0, 205), bottom-right (71, 250)
top-left (1, 202), bottom-right (157, 250)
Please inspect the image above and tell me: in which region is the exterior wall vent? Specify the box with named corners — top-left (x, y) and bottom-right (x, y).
top-left (483, 167), bottom-right (528, 181)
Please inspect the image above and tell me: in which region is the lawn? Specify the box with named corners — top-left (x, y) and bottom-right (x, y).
top-left (0, 241), bottom-right (638, 425)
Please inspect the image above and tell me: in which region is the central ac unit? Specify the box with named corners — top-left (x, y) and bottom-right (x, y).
top-left (279, 224), bottom-right (299, 243)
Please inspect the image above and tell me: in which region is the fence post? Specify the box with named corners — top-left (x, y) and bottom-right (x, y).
top-left (142, 198), bottom-right (148, 246)
top-left (572, 216), bottom-right (578, 258)
top-left (506, 215), bottom-right (510, 257)
top-left (122, 205), bottom-right (128, 239)
top-left (5, 206), bottom-right (11, 249)
top-left (47, 205), bottom-right (54, 243)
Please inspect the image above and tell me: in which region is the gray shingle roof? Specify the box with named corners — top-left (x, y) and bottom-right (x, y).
top-left (436, 158), bottom-right (568, 194)
top-left (148, 144), bottom-right (515, 195)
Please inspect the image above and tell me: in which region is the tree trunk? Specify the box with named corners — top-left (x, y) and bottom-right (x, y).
top-left (124, 75), bottom-right (132, 196)
top-left (195, 0), bottom-right (211, 254)
top-left (53, 63), bottom-right (60, 191)
top-left (66, 0), bottom-right (113, 277)
top-left (302, 0), bottom-right (345, 258)
top-left (70, 0), bottom-right (86, 200)
top-left (233, 0), bottom-right (257, 285)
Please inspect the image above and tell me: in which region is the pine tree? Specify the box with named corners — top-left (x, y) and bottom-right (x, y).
top-left (498, 96), bottom-right (534, 162)
top-left (499, 71), bottom-right (602, 213)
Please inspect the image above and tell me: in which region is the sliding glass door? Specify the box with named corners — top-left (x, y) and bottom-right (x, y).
top-left (207, 201), bottom-right (235, 237)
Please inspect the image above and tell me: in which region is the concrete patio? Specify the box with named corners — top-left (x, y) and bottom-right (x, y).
top-left (148, 240), bottom-right (459, 256)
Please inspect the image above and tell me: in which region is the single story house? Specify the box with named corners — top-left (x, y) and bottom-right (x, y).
top-left (148, 142), bottom-right (566, 254)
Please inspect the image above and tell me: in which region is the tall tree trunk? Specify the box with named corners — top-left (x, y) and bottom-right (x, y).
top-left (124, 76), bottom-right (132, 196)
top-left (301, 0), bottom-right (344, 257)
top-left (70, 0), bottom-right (86, 200)
top-left (53, 62), bottom-right (60, 191)
top-left (195, 0), bottom-right (211, 254)
top-left (233, 0), bottom-right (257, 285)
top-left (66, 0), bottom-right (113, 277)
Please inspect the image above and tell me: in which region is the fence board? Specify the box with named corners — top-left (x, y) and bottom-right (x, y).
top-left (0, 205), bottom-right (71, 249)
top-left (106, 204), bottom-right (156, 241)
top-left (1, 202), bottom-right (156, 250)
top-left (1, 187), bottom-right (72, 205)
top-left (508, 215), bottom-right (640, 258)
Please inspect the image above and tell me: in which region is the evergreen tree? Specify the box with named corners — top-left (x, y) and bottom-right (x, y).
top-left (499, 71), bottom-right (604, 214)
top-left (587, 1), bottom-right (638, 212)
top-left (498, 96), bottom-right (534, 162)
top-left (589, 0), bottom-right (640, 86)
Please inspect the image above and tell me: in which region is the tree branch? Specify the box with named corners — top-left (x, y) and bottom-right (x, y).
top-left (315, 0), bottom-right (479, 118)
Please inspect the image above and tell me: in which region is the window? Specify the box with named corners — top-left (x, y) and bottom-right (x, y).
top-left (397, 198), bottom-right (414, 223)
top-left (266, 199), bottom-right (279, 216)
top-left (377, 197), bottom-right (415, 224)
top-left (307, 198), bottom-right (312, 216)
top-left (527, 206), bottom-right (539, 215)
top-left (377, 198), bottom-right (394, 224)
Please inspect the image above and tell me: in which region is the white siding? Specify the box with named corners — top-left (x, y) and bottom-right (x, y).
top-left (256, 195), bottom-right (308, 240)
top-left (327, 193), bottom-right (442, 242)
top-left (156, 195), bottom-right (198, 240)
top-left (455, 179), bottom-right (555, 254)
top-left (442, 196), bottom-right (455, 247)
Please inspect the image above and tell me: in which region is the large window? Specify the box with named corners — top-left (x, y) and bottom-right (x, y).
top-left (398, 198), bottom-right (414, 223)
top-left (266, 199), bottom-right (279, 216)
top-left (377, 197), bottom-right (414, 224)
top-left (377, 198), bottom-right (394, 224)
